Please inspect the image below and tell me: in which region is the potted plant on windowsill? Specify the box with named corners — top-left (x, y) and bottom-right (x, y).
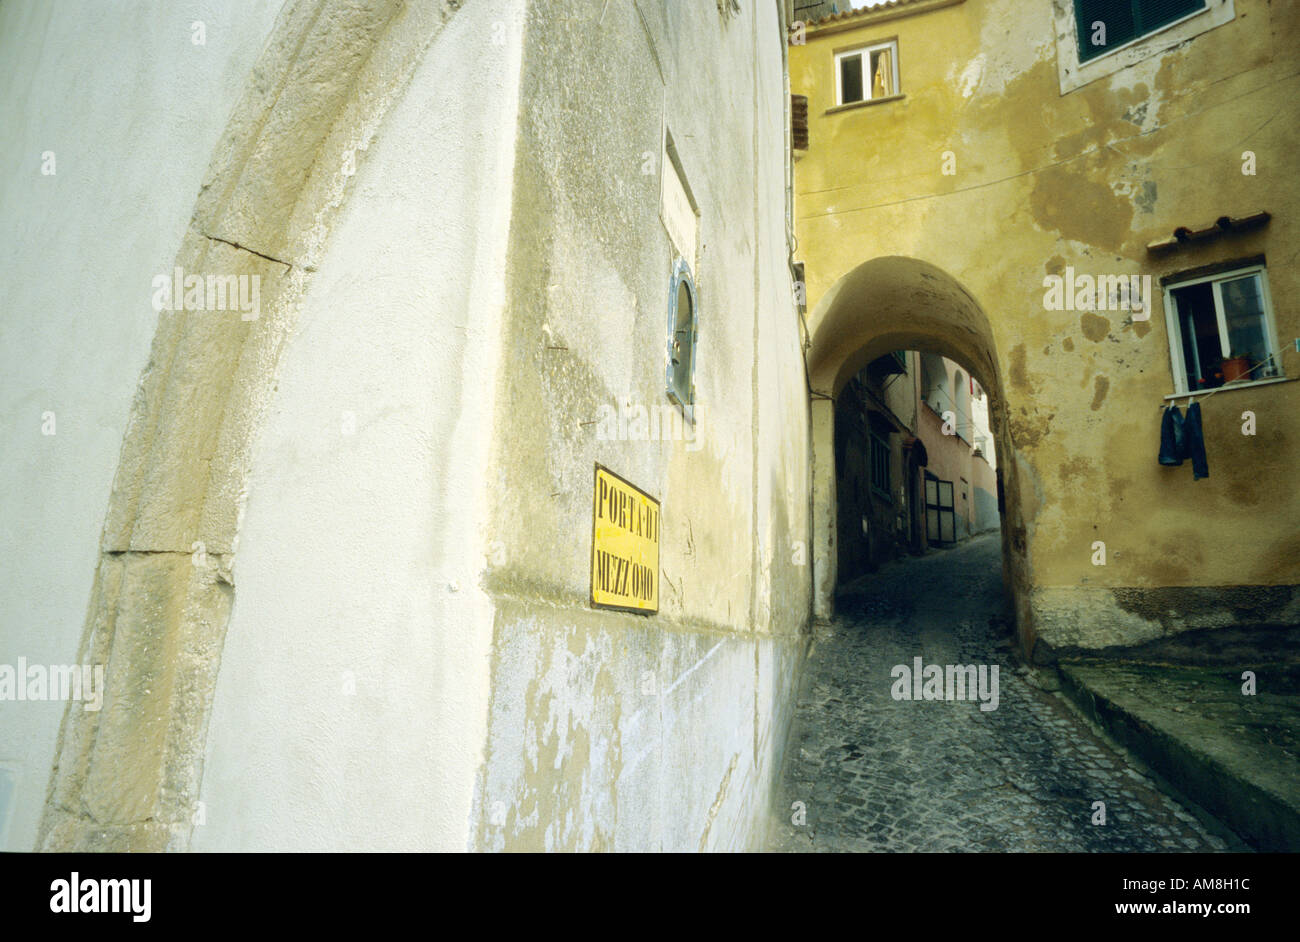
top-left (1221, 351), bottom-right (1252, 384)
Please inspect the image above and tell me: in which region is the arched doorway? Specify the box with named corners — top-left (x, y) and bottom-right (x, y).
top-left (805, 256), bottom-right (1030, 649)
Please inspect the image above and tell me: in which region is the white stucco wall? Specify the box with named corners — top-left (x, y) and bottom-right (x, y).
top-left (3, 0), bottom-right (808, 853)
top-left (0, 0), bottom-right (284, 851)
top-left (191, 0), bottom-right (524, 852)
top-left (474, 0), bottom-right (810, 851)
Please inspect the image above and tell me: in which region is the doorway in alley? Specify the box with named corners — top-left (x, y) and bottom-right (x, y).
top-left (803, 256), bottom-right (1029, 644)
top-left (831, 346), bottom-right (1001, 590)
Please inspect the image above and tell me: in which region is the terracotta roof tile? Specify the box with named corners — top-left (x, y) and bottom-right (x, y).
top-left (810, 0), bottom-right (934, 28)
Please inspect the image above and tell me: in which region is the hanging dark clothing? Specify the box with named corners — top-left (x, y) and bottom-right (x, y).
top-left (1159, 403), bottom-right (1209, 479)
top-left (1159, 405), bottom-right (1185, 465)
top-left (1184, 401), bottom-right (1209, 479)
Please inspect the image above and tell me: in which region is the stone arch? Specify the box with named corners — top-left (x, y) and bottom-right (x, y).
top-left (805, 256), bottom-right (1030, 645)
top-left (37, 0), bottom-right (468, 852)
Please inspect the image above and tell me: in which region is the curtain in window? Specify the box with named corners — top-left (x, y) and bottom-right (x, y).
top-left (872, 48), bottom-right (893, 98)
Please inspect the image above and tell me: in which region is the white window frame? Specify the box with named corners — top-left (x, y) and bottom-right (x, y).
top-left (1162, 263), bottom-right (1283, 396)
top-left (1053, 0), bottom-right (1234, 95)
top-left (833, 40), bottom-right (900, 107)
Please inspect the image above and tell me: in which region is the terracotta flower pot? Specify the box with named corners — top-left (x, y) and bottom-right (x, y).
top-left (1222, 356), bottom-right (1251, 383)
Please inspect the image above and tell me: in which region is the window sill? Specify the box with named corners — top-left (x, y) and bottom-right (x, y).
top-left (826, 93), bottom-right (904, 115)
top-left (1164, 375), bottom-right (1293, 401)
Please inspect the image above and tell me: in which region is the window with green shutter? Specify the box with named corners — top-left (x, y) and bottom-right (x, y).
top-left (1074, 0), bottom-right (1207, 62)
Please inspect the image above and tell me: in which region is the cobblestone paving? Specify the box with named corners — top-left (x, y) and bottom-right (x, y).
top-left (770, 534), bottom-right (1234, 852)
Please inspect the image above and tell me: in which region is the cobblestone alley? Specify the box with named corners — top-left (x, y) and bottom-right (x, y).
top-left (769, 534), bottom-right (1237, 852)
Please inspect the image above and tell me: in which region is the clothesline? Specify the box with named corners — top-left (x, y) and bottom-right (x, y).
top-left (1159, 352), bottom-right (1281, 409)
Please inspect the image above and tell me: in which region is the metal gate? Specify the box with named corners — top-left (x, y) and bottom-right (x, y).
top-left (926, 476), bottom-right (955, 545)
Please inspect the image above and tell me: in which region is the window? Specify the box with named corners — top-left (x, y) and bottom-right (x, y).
top-left (1074, 0), bottom-right (1207, 63)
top-left (869, 431), bottom-right (891, 500)
top-left (1163, 264), bottom-right (1282, 394)
top-left (1055, 0), bottom-right (1230, 94)
top-left (834, 40), bottom-right (899, 106)
top-left (666, 258), bottom-right (698, 422)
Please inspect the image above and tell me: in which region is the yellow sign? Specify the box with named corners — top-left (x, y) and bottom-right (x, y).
top-left (590, 464), bottom-right (660, 613)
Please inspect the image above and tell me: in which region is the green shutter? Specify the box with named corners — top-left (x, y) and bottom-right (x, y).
top-left (1134, 0), bottom-right (1206, 34)
top-left (1075, 0), bottom-right (1138, 61)
top-left (1075, 0), bottom-right (1207, 62)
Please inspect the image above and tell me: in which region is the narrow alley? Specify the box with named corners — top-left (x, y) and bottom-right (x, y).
top-left (5, 0), bottom-right (1294, 871)
top-left (770, 534), bottom-right (1237, 853)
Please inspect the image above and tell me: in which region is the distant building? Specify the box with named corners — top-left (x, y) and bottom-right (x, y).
top-left (835, 350), bottom-right (998, 585)
top-left (2, 0), bottom-right (809, 854)
top-left (791, 0), bottom-right (1299, 644)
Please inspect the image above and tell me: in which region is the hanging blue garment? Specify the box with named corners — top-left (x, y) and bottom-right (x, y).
top-left (1159, 405), bottom-right (1185, 465)
top-left (1184, 401), bottom-right (1209, 479)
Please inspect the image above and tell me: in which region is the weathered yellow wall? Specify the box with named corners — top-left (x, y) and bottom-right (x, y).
top-left (792, 0), bottom-right (1300, 651)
